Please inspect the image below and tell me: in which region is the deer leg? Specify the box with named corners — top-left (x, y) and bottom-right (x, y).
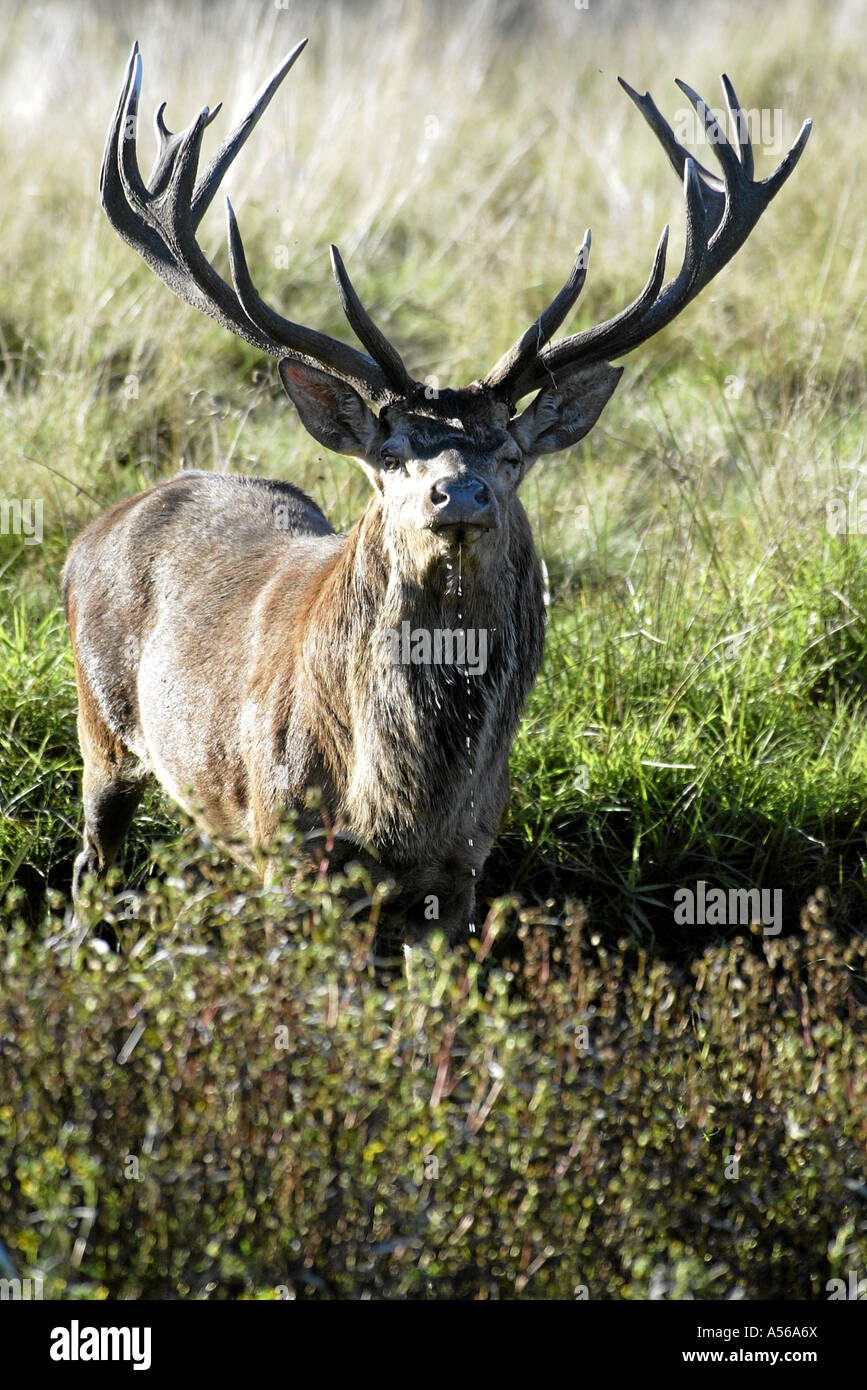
top-left (402, 882), bottom-right (476, 947)
top-left (71, 697), bottom-right (148, 938)
top-left (72, 776), bottom-right (145, 902)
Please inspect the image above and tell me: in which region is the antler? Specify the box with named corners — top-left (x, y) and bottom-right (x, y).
top-left (100, 41), bottom-right (414, 404)
top-left (103, 53), bottom-right (811, 414)
top-left (486, 75), bottom-right (812, 405)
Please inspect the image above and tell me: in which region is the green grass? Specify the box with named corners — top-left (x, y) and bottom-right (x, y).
top-left (1, 0), bottom-right (866, 1299)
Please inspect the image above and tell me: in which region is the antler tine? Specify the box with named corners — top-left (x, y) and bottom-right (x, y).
top-left (504, 74), bottom-right (812, 400)
top-left (675, 77), bottom-right (753, 193)
top-left (149, 100), bottom-right (221, 201)
top-left (720, 73), bottom-right (753, 181)
top-left (329, 246), bottom-right (416, 396)
top-left (623, 78), bottom-right (726, 194)
top-left (483, 230), bottom-right (591, 398)
top-left (100, 43), bottom-right (400, 402)
top-left (509, 223), bottom-right (670, 401)
top-left (754, 111), bottom-right (813, 200)
top-left (226, 202), bottom-right (393, 401)
top-left (114, 47), bottom-right (150, 209)
top-left (191, 39), bottom-right (307, 229)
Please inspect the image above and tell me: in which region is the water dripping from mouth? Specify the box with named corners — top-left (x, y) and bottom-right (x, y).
top-left (457, 541), bottom-right (477, 936)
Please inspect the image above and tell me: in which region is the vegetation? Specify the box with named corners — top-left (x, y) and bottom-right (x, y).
top-left (1, 0), bottom-right (865, 1298)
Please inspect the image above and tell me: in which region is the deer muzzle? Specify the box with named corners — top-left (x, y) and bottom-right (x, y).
top-left (425, 475), bottom-right (499, 535)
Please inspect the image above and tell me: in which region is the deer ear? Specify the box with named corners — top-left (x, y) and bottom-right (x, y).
top-left (508, 361), bottom-right (623, 458)
top-left (278, 359), bottom-right (381, 457)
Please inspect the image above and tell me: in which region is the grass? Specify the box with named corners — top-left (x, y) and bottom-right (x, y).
top-left (1, 0), bottom-right (866, 1299)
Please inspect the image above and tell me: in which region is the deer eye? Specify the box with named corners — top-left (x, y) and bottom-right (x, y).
top-left (379, 444), bottom-right (404, 470)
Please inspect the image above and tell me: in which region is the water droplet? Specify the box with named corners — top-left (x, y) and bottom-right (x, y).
top-left (456, 538), bottom-right (478, 940)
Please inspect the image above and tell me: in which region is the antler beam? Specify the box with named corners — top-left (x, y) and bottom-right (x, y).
top-left (488, 75), bottom-right (811, 405)
top-left (100, 41), bottom-right (413, 403)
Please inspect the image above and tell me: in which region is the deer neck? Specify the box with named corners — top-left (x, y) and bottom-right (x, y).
top-left (297, 496), bottom-right (542, 853)
top-left (315, 497), bottom-right (518, 684)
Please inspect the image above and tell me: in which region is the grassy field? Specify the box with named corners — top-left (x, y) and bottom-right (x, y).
top-left (1, 0), bottom-right (866, 1300)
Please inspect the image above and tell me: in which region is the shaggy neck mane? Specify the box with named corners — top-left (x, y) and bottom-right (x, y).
top-left (296, 497), bottom-right (532, 855)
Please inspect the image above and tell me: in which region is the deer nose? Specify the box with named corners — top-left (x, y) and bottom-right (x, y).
top-left (426, 476), bottom-right (498, 531)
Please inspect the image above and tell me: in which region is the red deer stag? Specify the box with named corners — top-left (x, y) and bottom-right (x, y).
top-left (64, 39), bottom-right (810, 944)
